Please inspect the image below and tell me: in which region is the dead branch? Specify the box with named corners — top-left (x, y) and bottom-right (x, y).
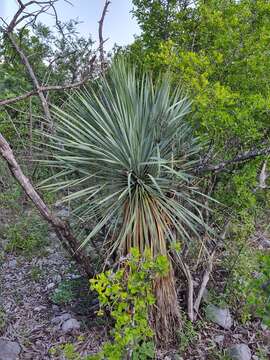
top-left (197, 145), bottom-right (270, 173)
top-left (259, 160), bottom-right (268, 189)
top-left (184, 263), bottom-right (194, 322)
top-left (0, 59), bottom-right (96, 107)
top-left (98, 0), bottom-right (110, 72)
top-left (193, 251), bottom-right (215, 319)
top-left (5, 31), bottom-right (53, 124)
top-left (0, 131), bottom-right (93, 276)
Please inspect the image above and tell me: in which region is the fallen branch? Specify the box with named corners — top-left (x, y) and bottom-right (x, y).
top-left (194, 251), bottom-right (215, 319)
top-left (0, 131), bottom-right (93, 276)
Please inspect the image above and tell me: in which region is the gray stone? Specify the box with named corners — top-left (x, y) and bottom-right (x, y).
top-left (172, 355), bottom-right (183, 360)
top-left (51, 313), bottom-right (71, 325)
top-left (214, 335), bottom-right (225, 345)
top-left (46, 282), bottom-right (55, 290)
top-left (205, 304), bottom-right (233, 329)
top-left (61, 318), bottom-right (80, 333)
top-left (8, 260), bottom-right (17, 269)
top-left (260, 238), bottom-right (270, 249)
top-left (0, 339), bottom-right (21, 360)
top-left (34, 305), bottom-right (47, 312)
top-left (52, 274), bottom-right (62, 283)
top-left (227, 344), bottom-right (251, 360)
top-left (56, 207), bottom-right (69, 218)
top-left (52, 305), bottom-right (60, 312)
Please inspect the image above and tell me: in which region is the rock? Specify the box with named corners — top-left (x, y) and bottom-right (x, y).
top-left (0, 339), bottom-right (21, 360)
top-left (34, 305), bottom-right (47, 312)
top-left (52, 274), bottom-right (62, 283)
top-left (46, 282), bottom-right (55, 290)
top-left (51, 313), bottom-right (71, 325)
top-left (8, 260), bottom-right (17, 269)
top-left (56, 207), bottom-right (69, 218)
top-left (172, 355), bottom-right (183, 360)
top-left (52, 305), bottom-right (60, 312)
top-left (205, 304), bottom-right (233, 330)
top-left (61, 318), bottom-right (80, 333)
top-left (227, 344), bottom-right (251, 360)
top-left (260, 238), bottom-right (270, 249)
top-left (214, 335), bottom-right (225, 345)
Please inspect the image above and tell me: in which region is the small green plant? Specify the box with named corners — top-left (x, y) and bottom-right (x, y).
top-left (0, 184), bottom-right (22, 211)
top-left (0, 306), bottom-right (7, 333)
top-left (30, 266), bottom-right (43, 282)
top-left (4, 215), bottom-right (48, 257)
top-left (55, 249), bottom-right (168, 360)
top-left (89, 248), bottom-right (168, 360)
top-left (177, 314), bottom-right (199, 353)
top-left (51, 280), bottom-right (76, 305)
top-left (246, 253), bottom-right (270, 326)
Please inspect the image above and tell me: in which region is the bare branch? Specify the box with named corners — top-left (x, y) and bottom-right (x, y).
top-left (6, 31), bottom-right (52, 124)
top-left (197, 145), bottom-right (270, 173)
top-left (194, 252), bottom-right (215, 319)
top-left (98, 0), bottom-right (110, 72)
top-left (0, 56), bottom-right (96, 107)
top-left (0, 131), bottom-right (93, 276)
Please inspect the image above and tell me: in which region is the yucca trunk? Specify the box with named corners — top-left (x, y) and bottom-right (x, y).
top-left (120, 197), bottom-right (181, 345)
top-left (151, 265), bottom-right (181, 345)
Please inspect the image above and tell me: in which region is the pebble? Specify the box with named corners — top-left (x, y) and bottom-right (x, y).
top-left (205, 304), bottom-right (233, 330)
top-left (46, 282), bottom-right (55, 290)
top-left (34, 305), bottom-right (47, 312)
top-left (8, 260), bottom-right (17, 269)
top-left (61, 318), bottom-right (80, 333)
top-left (51, 313), bottom-right (71, 325)
top-left (0, 339), bottom-right (21, 360)
top-left (227, 344), bottom-right (251, 360)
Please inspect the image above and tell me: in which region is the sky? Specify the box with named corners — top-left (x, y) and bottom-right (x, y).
top-left (1, 0), bottom-right (140, 50)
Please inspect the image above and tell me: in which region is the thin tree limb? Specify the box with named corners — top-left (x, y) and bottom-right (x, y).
top-left (0, 63), bottom-right (96, 107)
top-left (0, 131), bottom-right (93, 276)
top-left (197, 145), bottom-right (270, 173)
top-left (5, 31), bottom-right (53, 124)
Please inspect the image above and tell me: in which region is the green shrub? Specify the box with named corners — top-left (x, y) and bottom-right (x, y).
top-left (4, 215), bottom-right (48, 257)
top-left (54, 249), bottom-right (168, 360)
top-left (51, 279), bottom-right (76, 305)
top-left (89, 248), bottom-right (168, 360)
top-left (177, 314), bottom-right (200, 353)
top-left (246, 253), bottom-right (270, 326)
top-left (222, 216), bottom-right (270, 325)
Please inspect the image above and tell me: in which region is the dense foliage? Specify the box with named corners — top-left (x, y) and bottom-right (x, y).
top-left (130, 0), bottom-right (270, 212)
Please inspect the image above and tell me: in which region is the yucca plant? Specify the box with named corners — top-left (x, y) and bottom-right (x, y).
top-left (42, 59), bottom-right (208, 343)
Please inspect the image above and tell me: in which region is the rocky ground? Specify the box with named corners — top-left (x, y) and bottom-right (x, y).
top-left (0, 227), bottom-right (105, 360)
top-left (0, 209), bottom-right (269, 360)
